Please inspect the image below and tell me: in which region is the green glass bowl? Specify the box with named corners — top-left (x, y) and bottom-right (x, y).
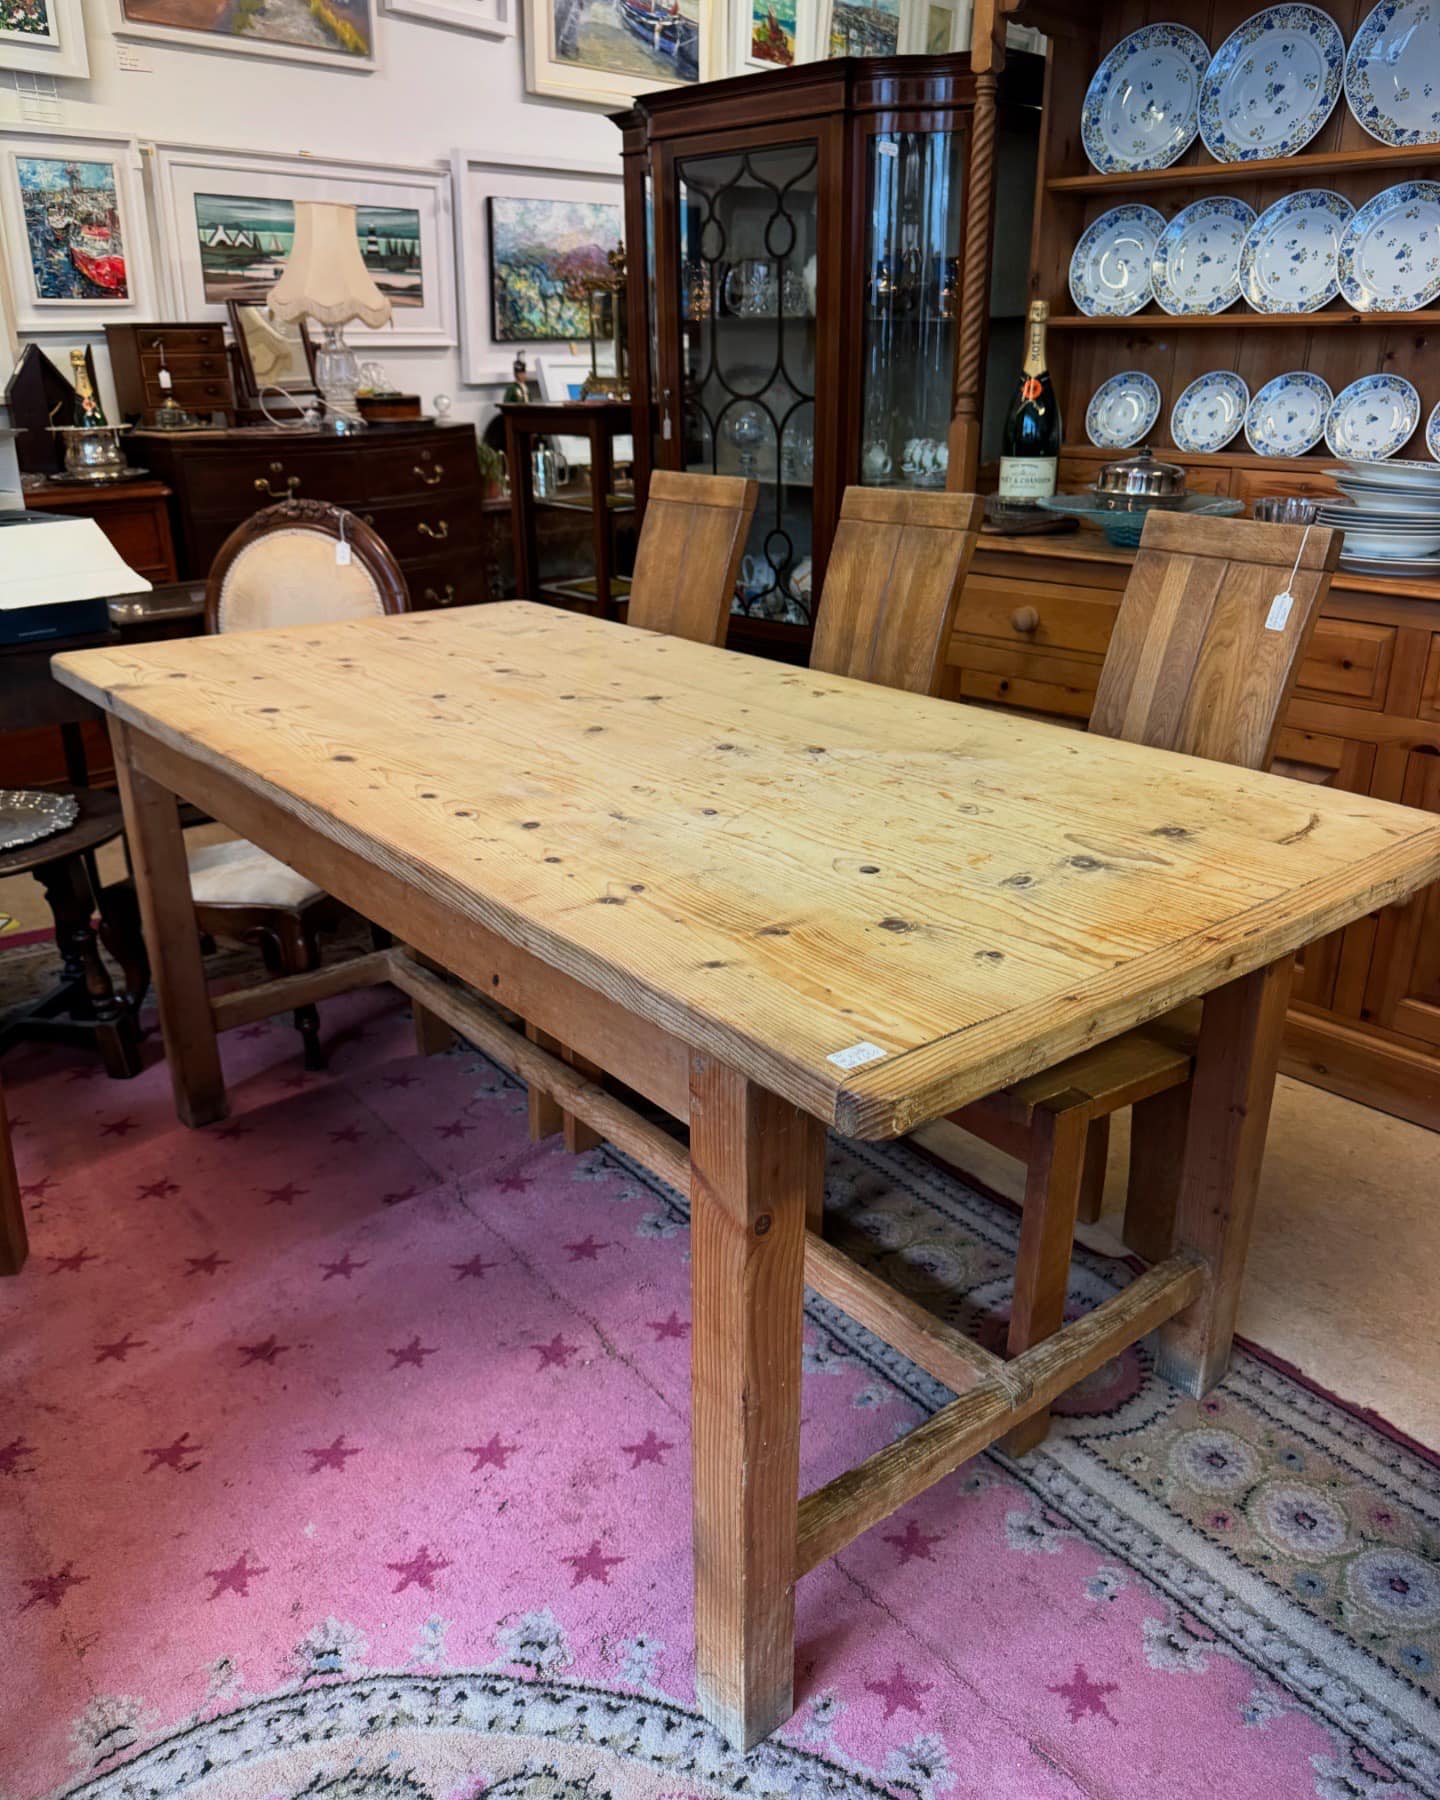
top-left (1038, 493), bottom-right (1244, 549)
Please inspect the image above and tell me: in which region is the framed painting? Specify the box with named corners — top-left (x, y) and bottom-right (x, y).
top-left (817, 0), bottom-right (898, 56)
top-left (0, 0), bottom-right (88, 77)
top-left (148, 146), bottom-right (456, 349)
top-left (109, 0), bottom-right (375, 70)
top-left (0, 129), bottom-right (156, 333)
top-left (733, 0), bottom-right (818, 71)
top-left (524, 0), bottom-right (716, 106)
top-left (382, 0), bottom-right (512, 35)
top-left (452, 149), bottom-right (622, 383)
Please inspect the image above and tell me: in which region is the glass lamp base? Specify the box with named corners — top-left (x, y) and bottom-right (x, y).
top-left (315, 325), bottom-right (367, 433)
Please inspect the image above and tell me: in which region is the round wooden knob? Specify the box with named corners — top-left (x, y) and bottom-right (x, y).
top-left (1011, 606), bottom-right (1040, 633)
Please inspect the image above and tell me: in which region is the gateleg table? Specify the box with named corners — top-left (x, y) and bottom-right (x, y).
top-left (53, 602), bottom-right (1440, 1750)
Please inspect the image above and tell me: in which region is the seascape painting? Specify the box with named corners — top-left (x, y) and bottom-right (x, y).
top-left (17, 157), bottom-right (128, 305)
top-left (827, 0), bottom-right (895, 54)
top-left (118, 0), bottom-right (373, 61)
top-left (487, 196), bottom-right (622, 342)
top-left (194, 193), bottom-right (423, 306)
top-left (749, 0), bottom-right (793, 63)
top-left (551, 0), bottom-right (698, 84)
top-left (1, 0), bottom-right (60, 43)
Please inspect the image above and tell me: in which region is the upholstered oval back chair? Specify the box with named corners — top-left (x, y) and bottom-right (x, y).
top-left (189, 500), bottom-right (411, 1067)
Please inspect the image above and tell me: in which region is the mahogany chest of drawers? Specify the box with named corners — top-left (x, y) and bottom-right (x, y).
top-left (106, 324), bottom-right (236, 423)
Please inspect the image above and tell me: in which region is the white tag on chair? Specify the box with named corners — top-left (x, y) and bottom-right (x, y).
top-left (335, 540), bottom-right (352, 567)
top-left (1265, 591), bottom-right (1293, 632)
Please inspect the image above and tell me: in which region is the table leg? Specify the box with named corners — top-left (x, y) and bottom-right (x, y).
top-left (562, 1047), bottom-right (603, 1153)
top-left (110, 721), bottom-right (227, 1128)
top-left (0, 1079), bottom-right (26, 1276)
top-left (1155, 957), bottom-right (1293, 1398)
top-left (525, 1024), bottom-right (564, 1139)
top-left (688, 1052), bottom-right (822, 1750)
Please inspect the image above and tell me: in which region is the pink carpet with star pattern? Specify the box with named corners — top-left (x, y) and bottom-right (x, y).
top-left (4, 983), bottom-right (1440, 1800)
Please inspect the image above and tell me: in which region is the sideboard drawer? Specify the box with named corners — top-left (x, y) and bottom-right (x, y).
top-left (955, 573), bottom-right (1115, 658)
top-left (1294, 619), bottom-right (1397, 710)
top-left (359, 498), bottom-right (483, 562)
top-left (182, 448), bottom-right (358, 516)
top-left (361, 437), bottom-right (478, 502)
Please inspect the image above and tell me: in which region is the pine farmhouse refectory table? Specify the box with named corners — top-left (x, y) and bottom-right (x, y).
top-left (53, 602), bottom-right (1440, 1751)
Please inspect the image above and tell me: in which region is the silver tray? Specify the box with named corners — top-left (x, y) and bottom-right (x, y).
top-left (0, 789), bottom-right (79, 854)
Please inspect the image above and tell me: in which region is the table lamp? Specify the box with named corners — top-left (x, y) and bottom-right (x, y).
top-left (268, 200), bottom-right (392, 433)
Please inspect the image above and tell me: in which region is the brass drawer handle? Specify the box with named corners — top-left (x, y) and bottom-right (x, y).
top-left (418, 519), bottom-right (449, 540)
top-left (1011, 606), bottom-right (1040, 633)
top-left (423, 583), bottom-right (457, 604)
top-left (254, 462), bottom-right (299, 499)
top-left (361, 512), bottom-right (376, 526)
top-left (414, 463), bottom-right (444, 486)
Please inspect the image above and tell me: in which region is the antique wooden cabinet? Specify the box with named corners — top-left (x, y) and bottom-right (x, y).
top-left (614, 48), bottom-right (1031, 652)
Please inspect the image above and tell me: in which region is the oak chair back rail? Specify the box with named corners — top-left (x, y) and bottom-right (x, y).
top-left (1091, 512), bottom-right (1341, 770)
top-left (625, 471), bottom-right (760, 647)
top-left (204, 498), bottom-right (411, 636)
top-left (809, 488), bottom-right (986, 695)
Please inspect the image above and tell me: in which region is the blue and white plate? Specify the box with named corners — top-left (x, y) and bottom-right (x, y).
top-left (1324, 373), bottom-right (1422, 460)
top-left (1239, 188), bottom-right (1353, 312)
top-left (1081, 23), bottom-right (1211, 173)
top-left (1429, 402), bottom-right (1440, 463)
top-left (1244, 370), bottom-right (1334, 456)
top-left (1069, 204), bottom-right (1168, 316)
top-left (1152, 196), bottom-right (1256, 314)
top-left (1337, 181), bottom-right (1440, 311)
top-left (1346, 0), bottom-right (1440, 147)
top-left (1086, 370), bottom-right (1162, 449)
top-left (1171, 371), bottom-right (1250, 453)
top-left (1199, 5), bottom-right (1345, 162)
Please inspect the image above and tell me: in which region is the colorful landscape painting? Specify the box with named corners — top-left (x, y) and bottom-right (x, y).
top-left (828, 0), bottom-right (896, 54)
top-left (487, 196), bottom-right (622, 342)
top-left (551, 0), bottom-right (698, 84)
top-left (119, 0), bottom-right (372, 60)
top-left (16, 157), bottom-right (128, 305)
top-left (193, 193), bottom-right (422, 306)
top-left (750, 0), bottom-right (794, 63)
top-left (1, 0), bottom-right (59, 44)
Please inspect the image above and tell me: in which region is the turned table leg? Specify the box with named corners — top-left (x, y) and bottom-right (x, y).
top-left (0, 1077), bottom-right (26, 1276)
top-left (110, 721), bottom-right (227, 1128)
top-left (688, 1052), bottom-right (823, 1750)
top-left (1155, 957), bottom-right (1294, 1398)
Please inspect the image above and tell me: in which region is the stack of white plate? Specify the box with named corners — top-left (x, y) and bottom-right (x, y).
top-left (1318, 460), bottom-right (1440, 567)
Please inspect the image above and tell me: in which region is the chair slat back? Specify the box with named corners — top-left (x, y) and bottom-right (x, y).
top-left (626, 471), bottom-right (760, 646)
top-left (810, 487), bottom-right (985, 695)
top-left (1091, 512), bottom-right (1339, 770)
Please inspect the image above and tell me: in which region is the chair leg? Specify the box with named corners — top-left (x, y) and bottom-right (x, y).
top-left (294, 1003), bottom-right (326, 1071)
top-left (1123, 1081), bottom-right (1191, 1265)
top-left (525, 1023), bottom-right (563, 1140)
top-left (0, 1089), bottom-right (27, 1276)
top-left (1001, 1093), bottom-right (1091, 1457)
top-left (1075, 1114), bottom-right (1111, 1224)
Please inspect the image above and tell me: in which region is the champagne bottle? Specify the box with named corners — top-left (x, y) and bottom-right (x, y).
top-left (997, 300), bottom-right (1060, 505)
top-left (69, 348), bottom-right (108, 430)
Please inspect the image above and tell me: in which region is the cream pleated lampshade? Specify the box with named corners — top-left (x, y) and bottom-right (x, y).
top-left (268, 201), bottom-right (393, 330)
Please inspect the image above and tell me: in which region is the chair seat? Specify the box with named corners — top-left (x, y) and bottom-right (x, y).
top-left (187, 837), bottom-right (324, 911)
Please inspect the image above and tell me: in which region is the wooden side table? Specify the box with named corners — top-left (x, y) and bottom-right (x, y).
top-left (502, 400), bottom-right (638, 617)
top-left (23, 476), bottom-right (179, 585)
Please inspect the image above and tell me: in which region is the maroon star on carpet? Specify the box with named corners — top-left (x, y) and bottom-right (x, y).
top-left (19, 1562), bottom-right (89, 1612)
top-left (563, 1235), bottom-right (612, 1261)
top-left (0, 1437), bottom-right (37, 1477)
top-left (306, 1434), bottom-right (361, 1472)
top-left (533, 1334), bottom-right (578, 1369)
top-left (649, 1312), bottom-right (690, 1341)
top-left (382, 1072), bottom-right (419, 1089)
top-left (388, 1335), bottom-right (437, 1369)
top-left (382, 1185), bottom-right (419, 1207)
top-left (452, 1254), bottom-right (499, 1281)
top-left (328, 1124), bottom-right (364, 1145)
top-left (47, 1248), bottom-right (96, 1274)
top-left (205, 1552), bottom-right (268, 1599)
top-left (94, 1333), bottom-right (147, 1364)
top-left (238, 1335), bottom-right (288, 1366)
top-left (621, 1429), bottom-right (674, 1469)
top-left (19, 1176), bottom-right (55, 1199)
top-left (883, 1517), bottom-right (942, 1565)
top-left (236, 1023), bottom-right (269, 1039)
top-left (320, 1252), bottom-right (367, 1281)
top-left (464, 1433), bottom-right (518, 1472)
top-left (497, 1171), bottom-right (533, 1193)
top-left (386, 1544), bottom-right (451, 1592)
top-left (215, 1122), bottom-right (253, 1140)
top-left (1050, 1664), bottom-right (1119, 1725)
top-left (65, 1065), bottom-right (103, 1082)
top-left (280, 1074), bottom-right (313, 1090)
top-left (562, 1540), bottom-right (626, 1586)
top-left (865, 1663), bottom-right (933, 1720)
top-left (185, 1251), bottom-right (230, 1277)
top-left (99, 1116), bottom-right (139, 1138)
top-left (143, 1432), bottom-right (203, 1473)
top-left (136, 1178), bottom-right (179, 1199)
top-left (262, 1182), bottom-right (307, 1207)
top-left (436, 1120), bottom-right (473, 1140)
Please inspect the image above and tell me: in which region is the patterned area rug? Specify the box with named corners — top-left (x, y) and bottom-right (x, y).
top-left (2, 986), bottom-right (1438, 1800)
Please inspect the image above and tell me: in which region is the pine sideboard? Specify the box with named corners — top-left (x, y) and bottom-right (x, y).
top-left (947, 531), bottom-right (1440, 1132)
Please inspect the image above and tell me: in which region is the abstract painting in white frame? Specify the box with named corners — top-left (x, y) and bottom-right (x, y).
top-left (148, 145), bottom-right (456, 350)
top-left (452, 148), bottom-right (623, 384)
top-left (109, 0), bottom-right (376, 69)
top-left (0, 129), bottom-right (157, 333)
top-left (732, 0), bottom-right (819, 72)
top-left (525, 0), bottom-right (718, 106)
top-left (383, 0), bottom-right (513, 34)
top-left (0, 0), bottom-right (89, 78)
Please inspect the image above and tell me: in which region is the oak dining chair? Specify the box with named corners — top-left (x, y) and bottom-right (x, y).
top-left (946, 510), bottom-right (1340, 1451)
top-left (810, 487), bottom-right (985, 694)
top-left (624, 470), bottom-right (760, 646)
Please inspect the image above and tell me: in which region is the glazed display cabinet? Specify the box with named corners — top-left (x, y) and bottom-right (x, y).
top-left (614, 48), bottom-right (1029, 652)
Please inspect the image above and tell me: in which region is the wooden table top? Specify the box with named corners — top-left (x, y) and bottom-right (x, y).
top-left (53, 602), bottom-right (1440, 1138)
